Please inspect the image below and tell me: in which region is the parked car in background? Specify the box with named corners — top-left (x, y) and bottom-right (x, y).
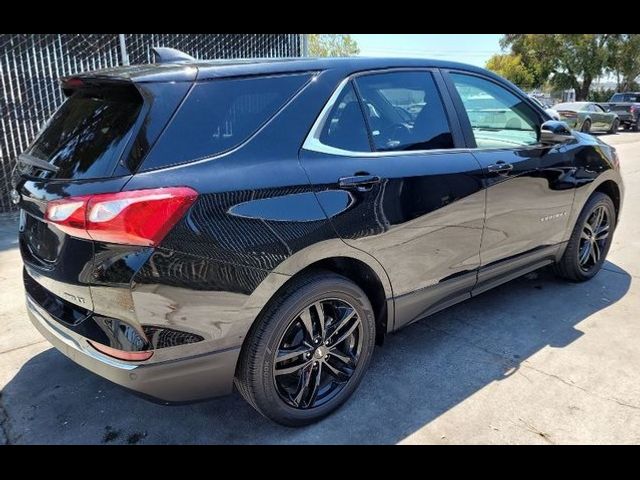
top-left (554, 102), bottom-right (620, 133)
top-left (529, 95), bottom-right (560, 120)
top-left (14, 54), bottom-right (624, 426)
top-left (601, 92), bottom-right (640, 131)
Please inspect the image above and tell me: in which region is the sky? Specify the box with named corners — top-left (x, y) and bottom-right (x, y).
top-left (350, 34), bottom-right (503, 68)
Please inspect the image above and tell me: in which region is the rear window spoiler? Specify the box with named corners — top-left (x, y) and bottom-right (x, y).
top-left (60, 76), bottom-right (134, 97)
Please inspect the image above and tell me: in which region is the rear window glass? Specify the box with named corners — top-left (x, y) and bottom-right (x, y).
top-left (611, 94), bottom-right (640, 102)
top-left (555, 103), bottom-right (585, 111)
top-left (142, 73), bottom-right (311, 170)
top-left (25, 86), bottom-right (142, 179)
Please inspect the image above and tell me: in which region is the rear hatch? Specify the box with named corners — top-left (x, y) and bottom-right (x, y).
top-left (15, 77), bottom-right (190, 320)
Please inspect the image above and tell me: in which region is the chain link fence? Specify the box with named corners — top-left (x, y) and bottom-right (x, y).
top-left (0, 34), bottom-right (302, 212)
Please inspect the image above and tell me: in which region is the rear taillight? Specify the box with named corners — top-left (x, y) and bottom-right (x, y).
top-left (45, 187), bottom-right (198, 246)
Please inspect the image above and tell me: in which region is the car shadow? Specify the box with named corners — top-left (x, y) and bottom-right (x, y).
top-left (1, 262), bottom-right (631, 444)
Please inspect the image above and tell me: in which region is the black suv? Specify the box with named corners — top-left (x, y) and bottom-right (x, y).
top-left (15, 53), bottom-right (623, 426)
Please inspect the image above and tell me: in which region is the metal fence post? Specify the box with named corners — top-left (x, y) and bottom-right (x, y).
top-left (302, 34), bottom-right (309, 57)
top-left (118, 34), bottom-right (130, 66)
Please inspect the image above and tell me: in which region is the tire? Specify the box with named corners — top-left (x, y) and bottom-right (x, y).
top-left (235, 270), bottom-right (376, 426)
top-left (608, 118), bottom-right (620, 134)
top-left (581, 119), bottom-right (592, 133)
top-left (553, 192), bottom-right (616, 282)
top-left (632, 122), bottom-right (639, 132)
top-left (623, 123), bottom-right (631, 130)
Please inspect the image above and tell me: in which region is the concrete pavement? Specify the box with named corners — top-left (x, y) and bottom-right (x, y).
top-left (1, 132), bottom-right (639, 444)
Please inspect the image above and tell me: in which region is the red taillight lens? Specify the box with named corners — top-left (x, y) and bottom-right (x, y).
top-left (88, 340), bottom-right (154, 361)
top-left (45, 187), bottom-right (198, 246)
top-left (558, 110), bottom-right (577, 118)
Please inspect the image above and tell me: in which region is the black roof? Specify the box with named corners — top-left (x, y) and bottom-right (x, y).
top-left (69, 56), bottom-right (495, 83)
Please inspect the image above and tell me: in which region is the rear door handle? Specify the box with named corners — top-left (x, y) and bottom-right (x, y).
top-left (338, 174), bottom-right (382, 191)
top-left (487, 162), bottom-right (514, 174)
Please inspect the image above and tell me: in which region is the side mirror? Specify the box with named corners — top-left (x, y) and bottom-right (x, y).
top-left (540, 120), bottom-right (573, 145)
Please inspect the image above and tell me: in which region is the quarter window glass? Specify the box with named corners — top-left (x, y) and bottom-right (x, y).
top-left (451, 73), bottom-right (539, 149)
top-left (319, 82), bottom-right (371, 152)
top-left (143, 73), bottom-right (311, 170)
top-left (354, 72), bottom-right (454, 151)
top-left (594, 104), bottom-right (605, 113)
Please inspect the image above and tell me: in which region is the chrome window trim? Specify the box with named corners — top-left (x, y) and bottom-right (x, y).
top-left (302, 67), bottom-right (552, 157)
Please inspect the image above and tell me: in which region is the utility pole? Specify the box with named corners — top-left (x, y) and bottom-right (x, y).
top-left (118, 34), bottom-right (130, 66)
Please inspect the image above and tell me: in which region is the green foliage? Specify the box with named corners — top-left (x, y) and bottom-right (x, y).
top-left (485, 54), bottom-right (534, 89)
top-left (588, 88), bottom-right (616, 103)
top-left (500, 34), bottom-right (611, 100)
top-left (308, 34), bottom-right (360, 57)
top-left (606, 34), bottom-right (640, 91)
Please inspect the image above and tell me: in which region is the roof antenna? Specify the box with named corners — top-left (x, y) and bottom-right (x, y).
top-left (152, 47), bottom-right (196, 64)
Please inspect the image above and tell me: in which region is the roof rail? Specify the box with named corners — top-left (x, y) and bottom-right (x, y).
top-left (151, 47), bottom-right (196, 64)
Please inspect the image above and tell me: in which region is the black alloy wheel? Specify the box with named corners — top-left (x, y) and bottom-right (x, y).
top-left (273, 298), bottom-right (362, 409)
top-left (553, 192), bottom-right (616, 282)
top-left (578, 205), bottom-right (610, 273)
top-left (235, 271), bottom-right (376, 426)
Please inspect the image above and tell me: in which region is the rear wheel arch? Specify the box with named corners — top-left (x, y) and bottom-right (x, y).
top-left (294, 257), bottom-right (390, 344)
top-left (244, 255), bottom-right (392, 355)
top-left (594, 180), bottom-right (621, 224)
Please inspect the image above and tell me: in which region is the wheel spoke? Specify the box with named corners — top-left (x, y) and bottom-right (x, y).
top-left (583, 222), bottom-right (594, 235)
top-left (323, 359), bottom-right (350, 381)
top-left (328, 350), bottom-right (353, 366)
top-left (595, 224), bottom-right (610, 241)
top-left (591, 240), bottom-right (601, 263)
top-left (304, 363), bottom-right (323, 407)
top-left (581, 230), bottom-right (591, 241)
top-left (299, 307), bottom-right (314, 341)
top-left (276, 345), bottom-right (313, 363)
top-left (312, 301), bottom-right (325, 340)
top-left (293, 363), bottom-right (314, 406)
top-left (579, 242), bottom-right (591, 265)
top-left (589, 207), bottom-right (604, 231)
top-left (275, 359), bottom-right (311, 376)
top-left (330, 317), bottom-right (361, 347)
top-left (327, 308), bottom-right (356, 342)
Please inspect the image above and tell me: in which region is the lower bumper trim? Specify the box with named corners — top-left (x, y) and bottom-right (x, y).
top-left (26, 294), bottom-right (240, 403)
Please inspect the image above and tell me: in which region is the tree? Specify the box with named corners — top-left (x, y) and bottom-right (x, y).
top-left (486, 53), bottom-right (534, 89)
top-left (501, 34), bottom-right (610, 100)
top-left (308, 34), bottom-right (359, 57)
top-left (606, 34), bottom-right (640, 91)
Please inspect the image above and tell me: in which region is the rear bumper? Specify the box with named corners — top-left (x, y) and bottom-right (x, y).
top-left (26, 294), bottom-right (240, 403)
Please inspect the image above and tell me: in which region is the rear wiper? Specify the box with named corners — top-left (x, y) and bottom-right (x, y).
top-left (18, 153), bottom-right (59, 173)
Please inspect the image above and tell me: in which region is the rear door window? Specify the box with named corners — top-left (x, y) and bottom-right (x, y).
top-left (354, 71), bottom-right (454, 152)
top-left (24, 85), bottom-right (143, 180)
top-left (142, 73), bottom-right (312, 170)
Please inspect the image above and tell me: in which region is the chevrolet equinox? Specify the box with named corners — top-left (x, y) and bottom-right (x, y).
top-left (14, 52), bottom-right (624, 426)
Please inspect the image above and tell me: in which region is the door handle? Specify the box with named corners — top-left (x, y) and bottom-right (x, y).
top-left (487, 162), bottom-right (514, 174)
top-left (338, 174), bottom-right (382, 192)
